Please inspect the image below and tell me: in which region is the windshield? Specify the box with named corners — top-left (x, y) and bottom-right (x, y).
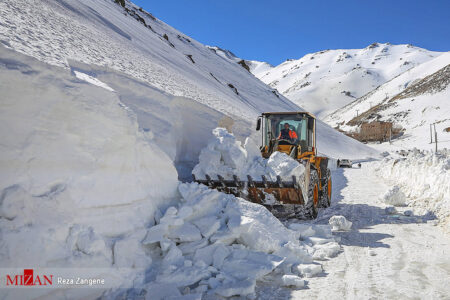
top-left (263, 114), bottom-right (314, 151)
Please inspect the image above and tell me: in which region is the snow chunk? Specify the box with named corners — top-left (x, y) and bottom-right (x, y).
top-left (212, 244), bottom-right (230, 269)
top-left (296, 264), bottom-right (323, 278)
top-left (143, 224), bottom-right (168, 245)
top-left (192, 216), bottom-right (221, 238)
top-left (220, 250), bottom-right (284, 281)
top-left (192, 128), bottom-right (304, 181)
top-left (156, 265), bottom-right (211, 288)
top-left (142, 182), bottom-right (340, 297)
top-left (266, 151), bottom-right (305, 180)
top-left (382, 186), bottom-right (407, 206)
top-left (281, 275), bottom-right (305, 288)
top-left (289, 223), bottom-right (316, 238)
top-left (178, 239), bottom-right (209, 256)
top-left (114, 230), bottom-right (151, 268)
top-left (329, 216), bottom-right (352, 231)
top-left (225, 199), bottom-right (300, 253)
top-left (312, 242), bottom-right (341, 260)
top-left (71, 226), bottom-right (109, 257)
top-left (193, 244), bottom-right (221, 266)
top-left (273, 241), bottom-right (313, 265)
top-left (163, 243), bottom-right (184, 266)
top-left (145, 283), bottom-right (181, 300)
top-left (168, 222), bottom-right (202, 242)
top-left (214, 278), bottom-right (256, 297)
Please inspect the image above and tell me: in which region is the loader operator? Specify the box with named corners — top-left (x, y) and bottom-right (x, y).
top-left (278, 122), bottom-right (298, 142)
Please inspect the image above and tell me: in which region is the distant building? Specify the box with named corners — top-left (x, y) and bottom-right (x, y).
top-left (359, 121), bottom-right (393, 142)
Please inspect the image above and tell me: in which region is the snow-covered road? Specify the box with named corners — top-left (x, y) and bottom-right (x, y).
top-left (290, 164), bottom-right (450, 299)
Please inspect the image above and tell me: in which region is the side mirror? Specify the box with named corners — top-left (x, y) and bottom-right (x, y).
top-left (256, 117), bottom-right (261, 131)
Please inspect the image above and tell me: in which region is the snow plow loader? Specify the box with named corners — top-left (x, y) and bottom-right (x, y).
top-left (193, 112), bottom-right (332, 219)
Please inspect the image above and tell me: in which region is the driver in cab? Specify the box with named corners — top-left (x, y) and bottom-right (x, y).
top-left (278, 122), bottom-right (298, 141)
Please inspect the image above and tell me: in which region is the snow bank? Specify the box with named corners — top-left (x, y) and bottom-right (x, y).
top-left (192, 128), bottom-right (305, 181)
top-left (374, 149), bottom-right (450, 224)
top-left (138, 183), bottom-right (338, 298)
top-left (0, 46), bottom-right (179, 296)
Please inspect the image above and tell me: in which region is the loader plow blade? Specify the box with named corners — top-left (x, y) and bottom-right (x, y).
top-left (192, 174), bottom-right (307, 206)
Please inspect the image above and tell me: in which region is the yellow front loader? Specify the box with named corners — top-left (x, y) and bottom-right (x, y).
top-left (193, 112), bottom-right (332, 219)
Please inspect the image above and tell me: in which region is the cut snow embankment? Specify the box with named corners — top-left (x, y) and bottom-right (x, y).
top-left (0, 46), bottom-right (180, 298)
top-left (373, 149), bottom-right (450, 227)
top-left (192, 128), bottom-right (305, 182)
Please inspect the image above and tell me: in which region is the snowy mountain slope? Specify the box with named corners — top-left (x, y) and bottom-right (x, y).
top-left (0, 0), bottom-right (377, 160)
top-left (0, 0), bottom-right (297, 121)
top-left (247, 60), bottom-right (274, 76)
top-left (207, 46), bottom-right (274, 75)
top-left (326, 53), bottom-right (450, 149)
top-left (249, 43), bottom-right (442, 118)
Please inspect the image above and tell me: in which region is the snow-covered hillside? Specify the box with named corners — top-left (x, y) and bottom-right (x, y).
top-left (0, 0), bottom-right (293, 120)
top-left (206, 46), bottom-right (274, 76)
top-left (247, 43), bottom-right (441, 118)
top-left (0, 0), bottom-right (376, 162)
top-left (326, 53), bottom-right (450, 150)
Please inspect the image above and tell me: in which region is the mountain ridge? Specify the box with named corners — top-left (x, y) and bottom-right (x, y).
top-left (209, 42), bottom-right (443, 120)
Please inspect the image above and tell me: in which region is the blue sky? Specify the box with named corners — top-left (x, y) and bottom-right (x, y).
top-left (132, 0), bottom-right (450, 66)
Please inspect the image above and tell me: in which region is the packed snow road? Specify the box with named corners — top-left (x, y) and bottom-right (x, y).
top-left (288, 163), bottom-right (450, 299)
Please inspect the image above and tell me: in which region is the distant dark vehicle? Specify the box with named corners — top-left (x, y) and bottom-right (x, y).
top-left (337, 159), bottom-right (352, 168)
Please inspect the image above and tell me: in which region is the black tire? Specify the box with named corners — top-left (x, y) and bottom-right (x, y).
top-left (305, 169), bottom-right (319, 219)
top-left (319, 169), bottom-right (332, 208)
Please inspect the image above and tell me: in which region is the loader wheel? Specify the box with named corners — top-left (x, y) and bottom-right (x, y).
top-left (305, 169), bottom-right (319, 219)
top-left (319, 169), bottom-right (332, 208)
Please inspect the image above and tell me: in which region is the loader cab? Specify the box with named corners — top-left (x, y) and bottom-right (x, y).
top-left (257, 112), bottom-right (316, 159)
